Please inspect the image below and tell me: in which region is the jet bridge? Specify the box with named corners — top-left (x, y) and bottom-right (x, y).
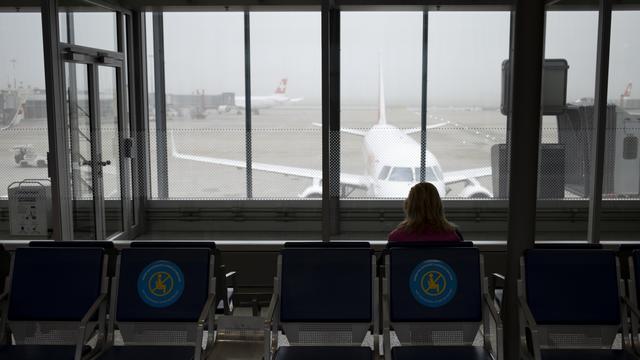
top-left (558, 104), bottom-right (640, 198)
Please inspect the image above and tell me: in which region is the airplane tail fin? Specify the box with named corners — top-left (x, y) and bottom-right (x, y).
top-left (624, 82), bottom-right (633, 97)
top-left (274, 78), bottom-right (288, 95)
top-left (378, 57), bottom-right (387, 125)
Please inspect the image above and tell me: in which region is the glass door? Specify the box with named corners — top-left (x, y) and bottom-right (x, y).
top-left (98, 66), bottom-right (123, 238)
top-left (65, 62), bottom-right (96, 240)
top-left (64, 61), bottom-right (125, 240)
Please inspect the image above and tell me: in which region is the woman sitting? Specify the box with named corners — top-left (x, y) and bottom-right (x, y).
top-left (388, 182), bottom-right (462, 243)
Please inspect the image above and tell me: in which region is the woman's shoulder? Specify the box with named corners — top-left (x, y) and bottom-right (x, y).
top-left (388, 227), bottom-right (408, 242)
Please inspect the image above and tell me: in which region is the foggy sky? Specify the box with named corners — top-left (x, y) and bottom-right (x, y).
top-left (1, 10), bottom-right (639, 107)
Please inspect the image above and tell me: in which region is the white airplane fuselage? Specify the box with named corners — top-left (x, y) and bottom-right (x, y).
top-left (235, 94), bottom-right (292, 111)
top-left (363, 123), bottom-right (447, 197)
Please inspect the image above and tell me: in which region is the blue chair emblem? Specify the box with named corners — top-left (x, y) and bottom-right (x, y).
top-left (409, 259), bottom-right (458, 308)
top-left (137, 260), bottom-right (185, 308)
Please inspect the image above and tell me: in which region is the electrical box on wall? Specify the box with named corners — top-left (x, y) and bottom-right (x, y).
top-left (8, 179), bottom-right (52, 237)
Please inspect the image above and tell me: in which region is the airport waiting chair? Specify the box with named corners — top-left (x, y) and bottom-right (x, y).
top-left (28, 241), bottom-right (118, 277)
top-left (519, 249), bottom-right (637, 360)
top-left (382, 246), bottom-right (502, 360)
top-left (130, 241), bottom-right (237, 315)
top-left (0, 247), bottom-right (108, 360)
top-left (264, 246), bottom-right (377, 360)
top-left (94, 247), bottom-right (216, 360)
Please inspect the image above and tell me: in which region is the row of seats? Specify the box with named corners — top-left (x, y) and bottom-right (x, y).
top-left (0, 241), bottom-right (235, 360)
top-left (267, 242), bottom-right (640, 360)
top-left (1, 241), bottom-right (640, 360)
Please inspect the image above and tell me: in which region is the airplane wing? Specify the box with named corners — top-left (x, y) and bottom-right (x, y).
top-left (442, 166), bottom-right (492, 184)
top-left (311, 122), bottom-right (367, 137)
top-left (289, 97), bottom-right (304, 103)
top-left (404, 121), bottom-right (449, 135)
top-left (170, 133), bottom-right (369, 190)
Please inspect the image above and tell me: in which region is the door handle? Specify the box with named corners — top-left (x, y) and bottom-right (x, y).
top-left (81, 160), bottom-right (111, 166)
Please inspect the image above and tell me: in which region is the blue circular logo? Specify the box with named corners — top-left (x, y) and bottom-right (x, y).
top-left (409, 259), bottom-right (458, 308)
top-left (137, 260), bottom-right (185, 308)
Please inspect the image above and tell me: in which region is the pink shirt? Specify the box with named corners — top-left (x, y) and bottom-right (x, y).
top-left (388, 227), bottom-right (461, 243)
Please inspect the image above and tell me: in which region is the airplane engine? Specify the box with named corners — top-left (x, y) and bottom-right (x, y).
top-left (217, 105), bottom-right (231, 114)
top-left (459, 183), bottom-right (492, 199)
top-left (299, 185), bottom-right (322, 198)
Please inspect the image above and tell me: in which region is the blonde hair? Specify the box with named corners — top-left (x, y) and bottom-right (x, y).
top-left (397, 182), bottom-right (455, 233)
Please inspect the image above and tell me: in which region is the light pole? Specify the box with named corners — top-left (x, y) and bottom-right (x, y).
top-left (10, 58), bottom-right (17, 90)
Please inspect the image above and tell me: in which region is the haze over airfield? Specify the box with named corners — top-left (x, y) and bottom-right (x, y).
top-left (1, 10), bottom-right (640, 107)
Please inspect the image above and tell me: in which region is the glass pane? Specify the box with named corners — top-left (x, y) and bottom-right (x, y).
top-left (99, 66), bottom-right (123, 237)
top-left (604, 10), bottom-right (640, 199)
top-left (66, 63), bottom-right (95, 240)
top-left (250, 12), bottom-right (321, 199)
top-left (428, 11), bottom-right (510, 199)
top-left (0, 11), bottom-right (50, 239)
top-left (542, 9), bottom-right (598, 200)
top-left (341, 12), bottom-right (422, 199)
top-left (157, 12), bottom-right (245, 199)
top-left (59, 1), bottom-right (118, 51)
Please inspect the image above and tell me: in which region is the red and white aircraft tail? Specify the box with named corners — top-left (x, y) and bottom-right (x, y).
top-left (274, 78), bottom-right (288, 95)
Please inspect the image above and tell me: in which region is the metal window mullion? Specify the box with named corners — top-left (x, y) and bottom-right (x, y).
top-left (322, 1), bottom-right (341, 241)
top-left (587, 0), bottom-right (613, 244)
top-left (244, 11), bottom-right (253, 199)
top-left (42, 0), bottom-right (73, 240)
top-left (89, 64), bottom-right (106, 240)
top-left (66, 12), bottom-right (83, 203)
top-left (116, 13), bottom-right (132, 233)
top-left (329, 5), bottom-right (340, 236)
top-left (420, 10), bottom-right (429, 183)
top-left (152, 12), bottom-right (169, 199)
top-left (127, 11), bottom-right (148, 234)
top-left (321, 1), bottom-right (331, 242)
top-left (503, 0), bottom-right (546, 359)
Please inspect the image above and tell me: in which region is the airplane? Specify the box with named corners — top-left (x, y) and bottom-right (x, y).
top-left (217, 78), bottom-right (303, 115)
top-left (171, 65), bottom-right (492, 199)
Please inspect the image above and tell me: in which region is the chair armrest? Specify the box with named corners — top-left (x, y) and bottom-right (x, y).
top-left (76, 293), bottom-right (108, 360)
top-left (518, 296), bottom-right (541, 360)
top-left (79, 293), bottom-right (108, 327)
top-left (623, 296), bottom-right (640, 320)
top-left (488, 273), bottom-right (505, 304)
top-left (0, 291), bottom-right (8, 345)
top-left (264, 293), bottom-right (279, 327)
top-left (518, 296), bottom-right (538, 328)
top-left (198, 294), bottom-right (217, 326)
top-left (483, 293), bottom-right (502, 325)
top-left (225, 271), bottom-right (238, 280)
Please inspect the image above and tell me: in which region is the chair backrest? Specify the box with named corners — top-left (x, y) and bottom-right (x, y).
top-left (278, 247), bottom-right (374, 346)
top-left (534, 243), bottom-right (603, 250)
top-left (279, 247), bottom-right (373, 323)
top-left (283, 241), bottom-right (371, 248)
top-left (386, 241), bottom-right (474, 249)
top-left (389, 246), bottom-right (482, 323)
top-left (8, 247), bottom-right (105, 322)
top-left (130, 241), bottom-right (216, 251)
top-left (29, 241), bottom-right (117, 276)
top-left (524, 249), bottom-right (620, 326)
top-left (115, 248), bottom-right (212, 322)
top-left (387, 247), bottom-right (482, 346)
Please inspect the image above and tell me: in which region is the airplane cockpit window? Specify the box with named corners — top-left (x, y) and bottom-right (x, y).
top-left (434, 166), bottom-right (444, 181)
top-left (414, 167), bottom-right (437, 182)
top-left (378, 166), bottom-right (391, 180)
top-left (388, 167), bottom-right (414, 182)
